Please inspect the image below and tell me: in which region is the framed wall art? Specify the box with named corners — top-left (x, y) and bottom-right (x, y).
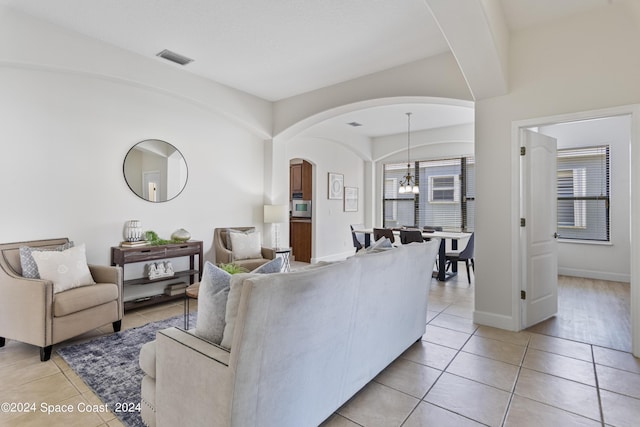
top-left (328, 172), bottom-right (344, 200)
top-left (344, 186), bottom-right (358, 212)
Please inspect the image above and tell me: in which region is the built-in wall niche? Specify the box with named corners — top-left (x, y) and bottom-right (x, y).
top-left (123, 139), bottom-right (188, 202)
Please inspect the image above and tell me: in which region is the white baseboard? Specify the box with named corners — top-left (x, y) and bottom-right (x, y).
top-left (558, 267), bottom-right (630, 283)
top-left (472, 310), bottom-right (518, 331)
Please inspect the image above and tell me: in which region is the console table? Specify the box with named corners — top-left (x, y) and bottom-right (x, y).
top-left (111, 240), bottom-right (203, 311)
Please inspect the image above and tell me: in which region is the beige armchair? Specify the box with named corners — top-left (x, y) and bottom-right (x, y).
top-left (214, 227), bottom-right (275, 271)
top-left (0, 238), bottom-right (123, 361)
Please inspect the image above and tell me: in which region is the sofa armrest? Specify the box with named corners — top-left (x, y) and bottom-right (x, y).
top-left (88, 264), bottom-right (122, 285)
top-left (261, 247), bottom-right (276, 260)
top-left (155, 327), bottom-right (233, 426)
top-left (0, 263), bottom-right (53, 346)
top-left (215, 245), bottom-right (234, 264)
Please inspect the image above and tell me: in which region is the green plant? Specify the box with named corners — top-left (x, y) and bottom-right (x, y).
top-left (218, 263), bottom-right (249, 274)
top-left (144, 230), bottom-right (181, 246)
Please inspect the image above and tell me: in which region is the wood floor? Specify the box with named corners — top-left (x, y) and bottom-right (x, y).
top-left (526, 275), bottom-right (631, 352)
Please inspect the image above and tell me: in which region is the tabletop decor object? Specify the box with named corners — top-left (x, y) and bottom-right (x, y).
top-left (171, 228), bottom-right (191, 242)
top-left (147, 261), bottom-right (175, 280)
top-left (124, 220), bottom-right (144, 242)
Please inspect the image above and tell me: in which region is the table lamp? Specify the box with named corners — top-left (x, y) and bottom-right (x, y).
top-left (264, 204), bottom-right (289, 249)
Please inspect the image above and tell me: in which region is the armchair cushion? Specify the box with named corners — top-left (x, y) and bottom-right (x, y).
top-left (19, 241), bottom-right (74, 279)
top-left (31, 243), bottom-right (95, 293)
top-left (228, 231), bottom-right (262, 260)
top-left (53, 283), bottom-right (119, 316)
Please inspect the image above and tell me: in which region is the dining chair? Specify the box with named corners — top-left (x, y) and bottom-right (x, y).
top-left (445, 232), bottom-right (475, 284)
top-left (373, 228), bottom-right (395, 244)
top-left (399, 229), bottom-right (423, 245)
top-left (350, 224), bottom-right (367, 252)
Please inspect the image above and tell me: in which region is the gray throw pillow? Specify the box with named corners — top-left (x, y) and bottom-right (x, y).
top-left (252, 257), bottom-right (283, 274)
top-left (19, 241), bottom-right (74, 279)
top-left (195, 261), bottom-right (231, 344)
top-left (219, 258), bottom-right (284, 349)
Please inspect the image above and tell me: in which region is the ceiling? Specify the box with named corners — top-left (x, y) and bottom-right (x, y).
top-left (0, 0), bottom-right (622, 137)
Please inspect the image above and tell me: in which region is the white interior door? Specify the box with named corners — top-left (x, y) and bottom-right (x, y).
top-left (521, 129), bottom-right (558, 328)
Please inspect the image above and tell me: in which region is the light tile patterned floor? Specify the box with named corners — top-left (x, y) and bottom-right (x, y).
top-left (1, 274), bottom-right (639, 426)
top-left (325, 275), bottom-right (640, 427)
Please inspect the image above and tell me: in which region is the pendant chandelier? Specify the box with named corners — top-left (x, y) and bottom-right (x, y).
top-left (398, 112), bottom-right (419, 194)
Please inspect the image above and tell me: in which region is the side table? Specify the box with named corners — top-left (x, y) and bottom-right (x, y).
top-left (274, 247), bottom-right (292, 272)
top-left (184, 283), bottom-right (199, 329)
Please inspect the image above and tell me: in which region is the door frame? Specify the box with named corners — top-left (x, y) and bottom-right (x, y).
top-left (511, 104), bottom-right (640, 357)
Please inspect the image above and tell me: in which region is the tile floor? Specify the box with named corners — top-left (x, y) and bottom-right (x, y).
top-left (1, 275), bottom-right (639, 426)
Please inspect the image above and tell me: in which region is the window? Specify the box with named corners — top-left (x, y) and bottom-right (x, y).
top-left (383, 157), bottom-right (474, 231)
top-left (557, 169), bottom-right (586, 228)
top-left (556, 146), bottom-right (609, 241)
top-left (428, 175), bottom-right (460, 203)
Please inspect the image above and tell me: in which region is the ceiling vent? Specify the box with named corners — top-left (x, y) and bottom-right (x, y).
top-left (156, 49), bottom-right (194, 66)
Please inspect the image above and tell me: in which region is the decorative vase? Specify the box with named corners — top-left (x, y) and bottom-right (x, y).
top-left (171, 228), bottom-right (191, 242)
top-left (124, 220), bottom-right (143, 242)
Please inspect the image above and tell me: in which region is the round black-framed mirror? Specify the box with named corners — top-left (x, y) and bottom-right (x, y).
top-left (123, 139), bottom-right (188, 202)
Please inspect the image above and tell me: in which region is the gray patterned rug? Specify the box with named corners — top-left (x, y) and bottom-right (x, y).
top-left (57, 312), bottom-right (196, 427)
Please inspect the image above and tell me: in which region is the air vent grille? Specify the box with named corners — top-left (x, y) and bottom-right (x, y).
top-left (156, 49), bottom-right (194, 66)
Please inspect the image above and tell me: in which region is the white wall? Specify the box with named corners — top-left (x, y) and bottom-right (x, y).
top-left (539, 116), bottom-right (631, 282)
top-left (0, 8), bottom-right (271, 266)
top-left (474, 2), bottom-right (640, 332)
top-left (284, 136), bottom-right (366, 261)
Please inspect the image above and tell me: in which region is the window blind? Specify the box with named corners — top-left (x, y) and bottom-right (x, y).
top-left (383, 157), bottom-right (475, 232)
top-left (556, 146), bottom-right (609, 241)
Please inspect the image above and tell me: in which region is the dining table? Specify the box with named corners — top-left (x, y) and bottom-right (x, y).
top-left (352, 228), bottom-right (472, 281)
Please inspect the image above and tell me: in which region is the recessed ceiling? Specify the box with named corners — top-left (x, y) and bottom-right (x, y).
top-left (0, 0), bottom-right (622, 102)
top-left (308, 103), bottom-right (474, 139)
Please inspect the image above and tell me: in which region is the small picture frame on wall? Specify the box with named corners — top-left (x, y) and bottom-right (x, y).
top-left (344, 187), bottom-right (358, 212)
top-left (328, 173), bottom-right (344, 200)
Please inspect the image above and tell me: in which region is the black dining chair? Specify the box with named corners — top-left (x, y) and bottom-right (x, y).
top-left (350, 224), bottom-right (367, 252)
top-left (373, 228), bottom-right (395, 244)
top-left (446, 232), bottom-right (475, 284)
top-left (399, 229), bottom-right (423, 244)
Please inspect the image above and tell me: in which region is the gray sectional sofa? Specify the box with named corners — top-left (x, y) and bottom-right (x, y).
top-left (140, 239), bottom-right (439, 427)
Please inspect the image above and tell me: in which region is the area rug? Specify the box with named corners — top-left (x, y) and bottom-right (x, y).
top-left (57, 312), bottom-right (196, 427)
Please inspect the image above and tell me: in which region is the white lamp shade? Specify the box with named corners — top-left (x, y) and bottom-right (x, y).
top-left (264, 204), bottom-right (289, 224)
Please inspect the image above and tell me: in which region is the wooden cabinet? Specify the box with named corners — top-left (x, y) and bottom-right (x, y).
top-left (111, 240), bottom-right (203, 311)
top-left (290, 220), bottom-right (311, 263)
top-left (290, 161), bottom-right (312, 200)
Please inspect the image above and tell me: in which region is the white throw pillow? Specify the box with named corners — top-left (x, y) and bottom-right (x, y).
top-left (31, 243), bottom-right (95, 293)
top-left (229, 230), bottom-right (262, 260)
top-left (225, 228), bottom-right (254, 250)
top-left (19, 241), bottom-right (74, 279)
